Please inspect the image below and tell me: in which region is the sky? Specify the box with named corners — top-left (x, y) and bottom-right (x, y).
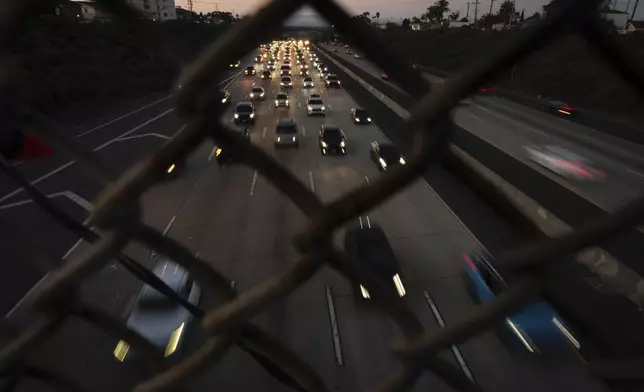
top-left (177, 0), bottom-right (643, 24)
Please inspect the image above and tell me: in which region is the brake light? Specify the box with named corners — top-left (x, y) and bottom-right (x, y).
top-left (559, 105), bottom-right (573, 111)
top-left (463, 252), bottom-right (477, 271)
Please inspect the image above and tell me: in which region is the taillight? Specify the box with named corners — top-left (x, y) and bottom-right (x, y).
top-left (463, 252), bottom-right (477, 271)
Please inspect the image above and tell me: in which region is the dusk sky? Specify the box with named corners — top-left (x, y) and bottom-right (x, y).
top-left (178, 0), bottom-right (642, 23)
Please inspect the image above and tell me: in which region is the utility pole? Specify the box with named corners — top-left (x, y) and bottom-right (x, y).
top-left (466, 2), bottom-right (470, 20)
top-left (187, 0), bottom-right (193, 12)
top-left (473, 0), bottom-right (481, 27)
top-left (488, 0), bottom-right (496, 16)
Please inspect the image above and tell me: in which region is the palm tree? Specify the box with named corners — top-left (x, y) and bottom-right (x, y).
top-left (374, 11), bottom-right (380, 24)
top-left (449, 11), bottom-right (460, 21)
top-left (498, 0), bottom-right (515, 27)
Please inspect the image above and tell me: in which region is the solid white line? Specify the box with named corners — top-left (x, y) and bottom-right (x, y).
top-left (0, 190), bottom-right (93, 211)
top-left (208, 146), bottom-right (218, 162)
top-left (94, 108), bottom-right (175, 151)
top-left (364, 176), bottom-right (370, 184)
top-left (325, 285), bottom-right (343, 365)
top-left (250, 170), bottom-right (258, 196)
top-left (115, 133), bottom-right (170, 142)
top-left (76, 95), bottom-right (172, 137)
top-left (262, 126), bottom-right (267, 139)
top-left (626, 168), bottom-right (644, 180)
top-left (309, 171), bottom-right (315, 192)
top-left (424, 290), bottom-right (474, 382)
top-left (163, 215), bottom-right (177, 236)
top-left (0, 161), bottom-right (75, 204)
top-left (63, 237), bottom-right (84, 260)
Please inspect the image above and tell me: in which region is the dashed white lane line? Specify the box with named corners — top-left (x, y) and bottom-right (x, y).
top-left (208, 146), bottom-right (218, 162)
top-left (364, 176), bottom-right (370, 184)
top-left (263, 126), bottom-right (267, 139)
top-left (114, 133), bottom-right (170, 142)
top-left (250, 170), bottom-right (258, 196)
top-left (309, 171), bottom-right (315, 192)
top-left (626, 168), bottom-right (644, 181)
top-left (151, 215), bottom-right (176, 258)
top-left (424, 290), bottom-right (475, 382)
top-left (325, 285), bottom-right (344, 366)
top-left (0, 190), bottom-right (93, 211)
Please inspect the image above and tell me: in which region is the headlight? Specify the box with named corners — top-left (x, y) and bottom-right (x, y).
top-left (360, 285), bottom-right (370, 299)
top-left (249, 113), bottom-right (255, 118)
top-left (340, 141), bottom-right (345, 147)
top-left (234, 113), bottom-right (239, 119)
top-left (215, 147), bottom-right (222, 157)
top-left (277, 137), bottom-right (281, 142)
top-left (221, 98), bottom-right (227, 103)
top-left (165, 323), bottom-right (185, 357)
top-left (114, 340), bottom-right (130, 361)
top-left (321, 106), bottom-right (325, 111)
top-left (166, 164), bottom-right (176, 174)
top-left (379, 158), bottom-right (387, 168)
top-left (367, 117), bottom-right (372, 122)
top-left (399, 157), bottom-right (406, 165)
top-left (393, 273), bottom-right (406, 297)
top-left (321, 141), bottom-right (328, 147)
top-left (260, 92), bottom-right (265, 97)
top-left (285, 99), bottom-right (289, 105)
top-left (292, 136), bottom-right (296, 141)
top-left (338, 81), bottom-right (341, 84)
top-left (307, 105), bottom-right (312, 111)
top-left (275, 100), bottom-right (279, 105)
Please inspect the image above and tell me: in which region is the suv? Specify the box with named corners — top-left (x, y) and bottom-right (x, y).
top-left (233, 102), bottom-right (255, 124)
top-left (318, 125), bottom-right (347, 155)
top-left (325, 74), bottom-right (341, 88)
top-left (274, 118), bottom-right (299, 148)
top-left (307, 97), bottom-right (325, 116)
top-left (274, 92), bottom-right (289, 108)
top-left (280, 76), bottom-right (293, 88)
top-left (260, 70), bottom-right (272, 80)
top-left (351, 107), bottom-right (371, 124)
top-left (244, 66), bottom-right (256, 76)
top-left (302, 77), bottom-right (314, 88)
top-left (214, 128), bottom-right (251, 166)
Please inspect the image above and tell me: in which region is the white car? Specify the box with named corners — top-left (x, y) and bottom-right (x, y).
top-left (303, 77), bottom-right (314, 88)
top-left (307, 98), bottom-right (326, 116)
top-left (280, 76), bottom-right (293, 88)
top-left (249, 86), bottom-right (265, 100)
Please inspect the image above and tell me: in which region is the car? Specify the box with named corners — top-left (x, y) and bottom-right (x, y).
top-left (219, 89), bottom-right (231, 107)
top-left (267, 63), bottom-right (276, 70)
top-left (245, 66), bottom-right (256, 76)
top-left (523, 144), bottom-right (605, 181)
top-left (370, 141), bottom-right (406, 171)
top-left (462, 252), bottom-right (580, 354)
top-left (229, 60), bottom-right (240, 68)
top-left (354, 54), bottom-right (362, 59)
top-left (280, 76), bottom-right (293, 88)
top-left (319, 125), bottom-right (347, 155)
top-left (233, 101), bottom-right (256, 124)
top-left (260, 70), bottom-right (272, 80)
top-left (346, 49), bottom-right (353, 54)
top-left (280, 65), bottom-right (292, 75)
top-left (547, 100), bottom-right (576, 116)
top-left (319, 70), bottom-right (330, 80)
top-left (300, 63), bottom-right (309, 69)
top-left (309, 92), bottom-right (321, 99)
top-left (275, 118), bottom-right (299, 148)
top-left (412, 64), bottom-right (422, 70)
top-left (478, 86), bottom-right (495, 94)
top-left (325, 74), bottom-right (341, 88)
top-left (318, 64), bottom-right (329, 72)
top-left (274, 92), bottom-right (289, 108)
top-left (333, 48), bottom-right (339, 52)
top-left (254, 56), bottom-right (262, 63)
top-left (307, 97), bottom-right (325, 116)
top-left (113, 260), bottom-right (202, 362)
top-left (381, 73), bottom-right (389, 80)
top-left (351, 108), bottom-right (371, 124)
top-left (344, 225), bottom-right (406, 300)
top-left (249, 86), bottom-right (265, 100)
top-left (302, 77), bottom-right (314, 88)
top-left (214, 128), bottom-right (251, 165)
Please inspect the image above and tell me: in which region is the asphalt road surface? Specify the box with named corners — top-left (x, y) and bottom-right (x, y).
top-left (2, 47), bottom-right (607, 392)
top-left (326, 45), bottom-right (644, 213)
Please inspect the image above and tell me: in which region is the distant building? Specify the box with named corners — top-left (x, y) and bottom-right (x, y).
top-left (175, 7), bottom-right (197, 21)
top-left (448, 20), bottom-right (469, 28)
top-left (77, 1), bottom-right (112, 22)
top-left (128, 0), bottom-right (176, 21)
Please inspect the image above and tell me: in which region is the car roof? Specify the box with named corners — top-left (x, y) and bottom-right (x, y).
top-left (277, 118), bottom-right (296, 126)
top-left (246, 65), bottom-right (254, 69)
top-left (236, 101), bottom-right (253, 107)
top-left (344, 226), bottom-right (399, 276)
top-left (322, 125), bottom-right (340, 131)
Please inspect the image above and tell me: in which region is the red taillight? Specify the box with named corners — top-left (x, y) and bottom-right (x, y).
top-left (555, 159), bottom-right (593, 178)
top-left (463, 252), bottom-right (477, 271)
top-left (488, 87), bottom-right (495, 92)
top-left (559, 105), bottom-right (573, 111)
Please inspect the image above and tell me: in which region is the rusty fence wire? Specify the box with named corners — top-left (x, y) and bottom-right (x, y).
top-left (2, 0), bottom-right (644, 391)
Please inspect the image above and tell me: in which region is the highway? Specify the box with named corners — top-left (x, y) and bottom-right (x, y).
top-left (324, 44), bottom-right (644, 213)
top-left (0, 46), bottom-right (607, 391)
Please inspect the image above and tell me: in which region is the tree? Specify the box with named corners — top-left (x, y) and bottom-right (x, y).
top-left (402, 17), bottom-right (411, 30)
top-left (411, 16), bottom-right (421, 24)
top-left (497, 0), bottom-right (515, 27)
top-left (424, 0), bottom-right (450, 24)
top-left (353, 12), bottom-right (371, 24)
top-left (449, 11), bottom-right (460, 21)
top-left (479, 12), bottom-right (499, 30)
top-left (373, 11), bottom-right (380, 24)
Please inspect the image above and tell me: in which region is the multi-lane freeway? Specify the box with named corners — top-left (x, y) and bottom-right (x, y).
top-left (327, 44), bottom-right (644, 212)
top-left (0, 44), bottom-right (608, 392)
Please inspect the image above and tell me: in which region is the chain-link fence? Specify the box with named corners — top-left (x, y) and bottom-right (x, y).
top-left (2, 0), bottom-right (644, 391)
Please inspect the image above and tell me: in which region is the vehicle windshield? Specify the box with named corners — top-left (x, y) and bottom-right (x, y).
top-left (136, 286), bottom-right (180, 310)
top-left (379, 145), bottom-right (402, 163)
top-left (251, 88), bottom-right (263, 93)
top-left (355, 109), bottom-right (368, 117)
top-left (309, 99), bottom-right (323, 105)
top-left (304, 78), bottom-right (312, 82)
top-left (281, 77), bottom-right (291, 82)
top-left (277, 125), bottom-right (296, 134)
top-left (246, 67), bottom-right (254, 70)
top-left (327, 75), bottom-right (337, 80)
top-left (352, 230), bottom-right (398, 277)
top-left (323, 129), bottom-right (343, 141)
top-left (236, 105), bottom-right (253, 113)
top-left (277, 94), bottom-right (287, 99)
top-left (281, 65), bottom-right (291, 70)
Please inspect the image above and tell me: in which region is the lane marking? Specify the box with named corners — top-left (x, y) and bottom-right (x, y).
top-left (115, 133), bottom-right (170, 142)
top-left (325, 284), bottom-right (344, 365)
top-left (0, 190), bottom-right (93, 211)
top-left (366, 216), bottom-right (371, 228)
top-left (364, 176), bottom-right (370, 184)
top-left (0, 108), bottom-right (175, 204)
top-left (626, 168), bottom-right (644, 181)
top-left (309, 171), bottom-right (315, 192)
top-left (302, 126), bottom-right (306, 137)
top-left (62, 237), bottom-right (84, 260)
top-left (262, 126), bottom-right (267, 139)
top-left (424, 290), bottom-right (475, 382)
top-left (250, 170), bottom-right (258, 196)
top-left (151, 215), bottom-right (176, 258)
top-left (76, 95), bottom-right (172, 137)
top-left (359, 216), bottom-right (363, 229)
top-left (208, 146), bottom-right (218, 162)
top-left (298, 102), bottom-right (301, 108)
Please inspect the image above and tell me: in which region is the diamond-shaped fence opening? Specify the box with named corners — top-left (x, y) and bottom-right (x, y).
top-left (1, 0), bottom-right (644, 391)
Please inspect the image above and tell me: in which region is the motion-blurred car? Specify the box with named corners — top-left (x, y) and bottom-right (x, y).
top-left (381, 73), bottom-right (389, 80)
top-left (280, 65), bottom-right (292, 75)
top-left (307, 97), bottom-right (326, 116)
top-left (319, 70), bottom-right (330, 80)
top-left (344, 225), bottom-right (406, 300)
top-left (274, 92), bottom-right (289, 108)
top-left (260, 70), bottom-right (272, 80)
top-left (462, 252), bottom-right (580, 354)
top-left (275, 118), bottom-right (299, 148)
top-left (370, 141), bottom-right (406, 171)
top-left (113, 261), bottom-right (201, 362)
top-left (249, 86), bottom-right (265, 101)
top-left (346, 49), bottom-right (353, 54)
top-left (280, 76), bottom-right (293, 88)
top-left (351, 108), bottom-right (371, 124)
top-left (319, 125), bottom-right (347, 155)
top-left (244, 66), bottom-right (256, 76)
top-left (523, 145), bottom-right (605, 181)
top-left (478, 86), bottom-right (495, 94)
top-left (219, 90), bottom-right (231, 107)
top-left (547, 100), bottom-right (576, 116)
top-left (214, 128), bottom-right (251, 165)
top-left (233, 102), bottom-right (256, 125)
top-left (229, 60), bottom-right (240, 68)
top-left (354, 54), bottom-right (362, 59)
top-left (325, 74), bottom-right (341, 88)
top-left (303, 77), bottom-right (314, 88)
top-left (254, 56), bottom-right (262, 63)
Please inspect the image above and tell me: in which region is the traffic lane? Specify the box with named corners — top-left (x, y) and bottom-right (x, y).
top-left (321, 78), bottom-right (608, 391)
top-left (454, 104), bottom-right (644, 210)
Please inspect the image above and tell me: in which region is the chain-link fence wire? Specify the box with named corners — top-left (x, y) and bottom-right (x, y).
top-left (2, 0), bottom-right (644, 391)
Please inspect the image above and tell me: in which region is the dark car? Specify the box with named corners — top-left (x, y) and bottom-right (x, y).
top-left (381, 73), bottom-right (389, 80)
top-left (234, 102), bottom-right (255, 124)
top-left (275, 118), bottom-right (299, 148)
top-left (254, 55), bottom-right (262, 63)
top-left (214, 128), bottom-right (251, 165)
top-left (463, 252), bottom-right (580, 355)
top-left (333, 48), bottom-right (339, 52)
top-left (244, 66), bottom-right (256, 76)
top-left (351, 108), bottom-right (371, 124)
top-left (344, 225), bottom-right (406, 300)
top-left (249, 86), bottom-right (265, 101)
top-left (219, 89), bottom-right (231, 107)
top-left (547, 100), bottom-right (575, 116)
top-left (370, 141), bottom-right (406, 171)
top-left (319, 125), bottom-right (347, 155)
top-left (229, 60), bottom-right (240, 68)
top-left (260, 70), bottom-right (272, 80)
top-left (325, 74), bottom-right (341, 88)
